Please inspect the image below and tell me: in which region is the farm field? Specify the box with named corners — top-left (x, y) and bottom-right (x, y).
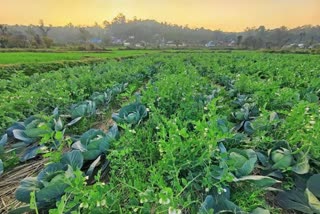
top-left (0, 49), bottom-right (163, 79)
top-left (0, 50), bottom-right (160, 64)
top-left (0, 52), bottom-right (319, 213)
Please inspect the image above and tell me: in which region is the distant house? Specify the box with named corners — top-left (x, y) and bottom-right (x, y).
top-left (285, 43), bottom-right (298, 49)
top-left (166, 41), bottom-right (176, 47)
top-left (135, 43), bottom-right (143, 48)
top-left (89, 38), bottom-right (102, 44)
top-left (228, 40), bottom-right (236, 47)
top-left (123, 40), bottom-right (131, 47)
top-left (309, 43), bottom-right (320, 49)
top-left (289, 43), bottom-right (298, 48)
top-left (298, 43), bottom-right (305, 49)
top-left (111, 37), bottom-right (123, 45)
top-left (205, 41), bottom-right (215, 47)
top-left (178, 43), bottom-right (187, 47)
top-left (135, 41), bottom-right (147, 48)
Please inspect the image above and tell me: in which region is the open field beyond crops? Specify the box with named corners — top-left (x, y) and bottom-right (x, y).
top-left (0, 50), bottom-right (161, 64)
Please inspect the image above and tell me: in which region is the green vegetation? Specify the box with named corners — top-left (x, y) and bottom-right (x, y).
top-left (0, 56), bottom-right (157, 132)
top-left (0, 50), bottom-right (158, 64)
top-left (0, 52), bottom-right (319, 214)
top-left (0, 49), bottom-right (161, 79)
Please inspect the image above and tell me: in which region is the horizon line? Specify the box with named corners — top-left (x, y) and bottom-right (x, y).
top-left (1, 19), bottom-right (320, 34)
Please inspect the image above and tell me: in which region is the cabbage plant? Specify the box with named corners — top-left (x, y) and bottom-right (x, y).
top-left (231, 103), bottom-right (259, 135)
top-left (200, 193), bottom-right (271, 214)
top-left (72, 125), bottom-right (119, 161)
top-left (112, 102), bottom-right (148, 125)
top-left (270, 146), bottom-right (293, 170)
top-left (70, 100), bottom-right (97, 119)
top-left (268, 141), bottom-right (310, 174)
top-left (199, 187), bottom-right (242, 214)
top-left (0, 133), bottom-right (7, 146)
top-left (276, 174), bottom-right (320, 213)
top-left (232, 94), bottom-right (253, 107)
top-left (90, 91), bottom-right (112, 106)
top-left (15, 151), bottom-right (83, 209)
top-left (228, 148), bottom-right (257, 177)
top-left (109, 82), bottom-right (128, 96)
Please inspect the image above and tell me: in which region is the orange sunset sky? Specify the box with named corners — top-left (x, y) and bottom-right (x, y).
top-left (0, 0), bottom-right (319, 32)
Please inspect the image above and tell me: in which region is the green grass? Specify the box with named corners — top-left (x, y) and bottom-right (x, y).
top-left (0, 50), bottom-right (160, 64)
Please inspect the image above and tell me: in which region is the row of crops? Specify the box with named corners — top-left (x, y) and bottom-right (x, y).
top-left (0, 52), bottom-right (319, 213)
top-left (0, 56), bottom-right (160, 212)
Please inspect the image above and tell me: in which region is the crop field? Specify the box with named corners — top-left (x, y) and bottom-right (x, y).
top-left (0, 50), bottom-right (159, 65)
top-left (0, 52), bottom-right (319, 213)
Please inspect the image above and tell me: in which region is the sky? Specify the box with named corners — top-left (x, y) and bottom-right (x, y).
top-left (0, 0), bottom-right (319, 32)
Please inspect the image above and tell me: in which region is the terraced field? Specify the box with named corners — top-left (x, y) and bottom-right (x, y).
top-left (0, 52), bottom-right (319, 213)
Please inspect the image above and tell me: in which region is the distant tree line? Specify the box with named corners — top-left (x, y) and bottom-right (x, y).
top-left (0, 20), bottom-right (54, 48)
top-left (1, 14), bottom-right (320, 49)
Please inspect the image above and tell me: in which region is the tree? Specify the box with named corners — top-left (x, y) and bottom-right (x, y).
top-left (0, 24), bottom-right (8, 34)
top-left (0, 24), bottom-right (9, 48)
top-left (112, 13), bottom-right (126, 25)
top-left (299, 31), bottom-right (306, 43)
top-left (93, 22), bottom-right (100, 28)
top-left (242, 35), bottom-right (264, 49)
top-left (103, 20), bottom-right (110, 29)
top-left (36, 20), bottom-right (54, 48)
top-left (65, 22), bottom-right (74, 28)
top-left (38, 19), bottom-right (52, 37)
top-left (256, 26), bottom-right (266, 40)
top-left (257, 26), bottom-right (266, 34)
top-left (7, 33), bottom-right (29, 48)
top-left (102, 35), bottom-right (112, 45)
top-left (236, 35), bottom-right (243, 47)
top-left (26, 26), bottom-right (43, 47)
top-left (269, 26), bottom-right (290, 48)
top-left (79, 27), bottom-right (91, 42)
top-left (308, 36), bottom-right (314, 47)
top-left (43, 36), bottom-right (53, 48)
